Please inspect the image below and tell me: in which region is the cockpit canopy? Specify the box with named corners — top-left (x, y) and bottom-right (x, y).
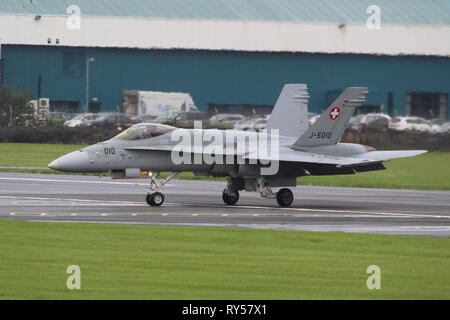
top-left (113, 123), bottom-right (176, 140)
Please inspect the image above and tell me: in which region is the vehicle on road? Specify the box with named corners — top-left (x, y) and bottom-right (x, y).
top-left (234, 115), bottom-right (269, 131)
top-left (210, 113), bottom-right (246, 126)
top-left (35, 112), bottom-right (75, 126)
top-left (131, 114), bottom-right (158, 123)
top-left (64, 113), bottom-right (101, 127)
top-left (123, 90), bottom-right (199, 118)
top-left (152, 111), bottom-right (210, 127)
top-left (389, 116), bottom-right (434, 132)
top-left (435, 122), bottom-right (450, 133)
top-left (90, 112), bottom-right (136, 127)
top-left (351, 113), bottom-right (392, 130)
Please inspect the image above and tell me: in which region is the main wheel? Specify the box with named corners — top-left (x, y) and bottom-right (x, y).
top-left (146, 192), bottom-right (165, 206)
top-left (222, 189), bottom-right (239, 205)
top-left (276, 188), bottom-right (293, 207)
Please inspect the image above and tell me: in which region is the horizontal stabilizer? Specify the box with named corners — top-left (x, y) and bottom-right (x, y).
top-left (352, 150), bottom-right (427, 161)
top-left (243, 148), bottom-right (382, 167)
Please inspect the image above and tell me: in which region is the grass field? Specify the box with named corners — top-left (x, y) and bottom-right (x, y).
top-left (1, 143), bottom-right (450, 300)
top-left (0, 143), bottom-right (86, 167)
top-left (0, 219), bottom-right (449, 299)
top-left (1, 143), bottom-right (450, 190)
top-left (299, 152), bottom-right (450, 190)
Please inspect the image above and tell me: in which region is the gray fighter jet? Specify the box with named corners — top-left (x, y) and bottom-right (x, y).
top-left (48, 85), bottom-right (426, 207)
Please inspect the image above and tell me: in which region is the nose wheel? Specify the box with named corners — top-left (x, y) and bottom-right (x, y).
top-left (146, 192), bottom-right (165, 206)
top-left (142, 172), bottom-right (179, 207)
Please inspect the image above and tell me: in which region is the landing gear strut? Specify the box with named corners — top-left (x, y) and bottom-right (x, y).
top-left (145, 172), bottom-right (179, 207)
top-left (255, 178), bottom-right (294, 207)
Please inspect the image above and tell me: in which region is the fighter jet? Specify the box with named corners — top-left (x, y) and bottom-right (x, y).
top-left (48, 85), bottom-right (426, 207)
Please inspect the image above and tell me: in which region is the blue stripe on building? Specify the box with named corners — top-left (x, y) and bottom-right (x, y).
top-left (3, 45), bottom-right (450, 118)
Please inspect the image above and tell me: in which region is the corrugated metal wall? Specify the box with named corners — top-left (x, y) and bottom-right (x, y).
top-left (2, 0), bottom-right (449, 25)
top-left (3, 45), bottom-right (450, 118)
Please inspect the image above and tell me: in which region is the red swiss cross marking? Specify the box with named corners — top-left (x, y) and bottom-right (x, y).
top-left (329, 107), bottom-right (340, 120)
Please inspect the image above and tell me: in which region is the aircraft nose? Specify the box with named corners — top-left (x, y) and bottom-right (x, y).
top-left (48, 159), bottom-right (60, 170)
top-left (48, 151), bottom-right (90, 172)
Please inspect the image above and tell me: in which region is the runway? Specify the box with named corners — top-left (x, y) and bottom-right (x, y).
top-left (1, 172), bottom-right (450, 237)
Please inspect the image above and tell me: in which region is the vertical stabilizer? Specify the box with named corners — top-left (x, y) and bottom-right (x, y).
top-left (266, 84), bottom-right (309, 137)
top-left (293, 87), bottom-right (368, 148)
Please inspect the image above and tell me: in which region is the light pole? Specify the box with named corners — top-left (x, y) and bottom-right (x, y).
top-left (0, 38), bottom-right (4, 88)
top-left (9, 105), bottom-right (12, 127)
top-left (85, 57), bottom-right (95, 113)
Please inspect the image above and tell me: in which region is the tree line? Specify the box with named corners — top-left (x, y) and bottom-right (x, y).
top-left (0, 86), bottom-right (33, 127)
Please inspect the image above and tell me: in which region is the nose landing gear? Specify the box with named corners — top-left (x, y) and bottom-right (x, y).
top-left (145, 172), bottom-right (179, 207)
top-left (146, 192), bottom-right (164, 206)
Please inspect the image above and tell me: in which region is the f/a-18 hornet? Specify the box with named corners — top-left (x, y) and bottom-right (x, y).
top-left (49, 85), bottom-right (426, 207)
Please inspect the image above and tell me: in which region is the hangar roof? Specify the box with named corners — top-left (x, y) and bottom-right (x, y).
top-left (1, 0), bottom-right (449, 56)
top-left (1, 0), bottom-right (450, 25)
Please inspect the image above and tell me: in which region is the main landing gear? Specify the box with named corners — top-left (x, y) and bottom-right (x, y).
top-left (221, 177), bottom-right (294, 207)
top-left (276, 188), bottom-right (294, 207)
top-left (222, 188), bottom-right (239, 205)
top-left (145, 172), bottom-right (179, 207)
top-left (143, 174), bottom-right (294, 208)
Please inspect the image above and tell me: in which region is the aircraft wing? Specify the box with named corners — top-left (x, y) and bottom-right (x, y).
top-left (126, 145), bottom-right (384, 167)
top-left (242, 147), bottom-right (383, 167)
top-left (125, 145), bottom-right (425, 173)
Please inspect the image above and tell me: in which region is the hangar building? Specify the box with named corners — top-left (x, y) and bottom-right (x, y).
top-left (1, 0), bottom-right (450, 119)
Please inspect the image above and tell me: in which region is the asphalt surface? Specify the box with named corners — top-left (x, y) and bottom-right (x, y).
top-left (1, 172), bottom-right (450, 237)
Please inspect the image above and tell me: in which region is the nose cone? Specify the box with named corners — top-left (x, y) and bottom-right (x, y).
top-left (48, 151), bottom-right (90, 172)
top-left (48, 159), bottom-right (60, 170)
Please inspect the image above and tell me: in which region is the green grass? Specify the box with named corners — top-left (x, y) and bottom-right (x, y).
top-left (299, 152), bottom-right (450, 190)
top-left (1, 143), bottom-right (449, 190)
top-left (0, 143), bottom-right (86, 167)
top-left (0, 219), bottom-right (449, 299)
